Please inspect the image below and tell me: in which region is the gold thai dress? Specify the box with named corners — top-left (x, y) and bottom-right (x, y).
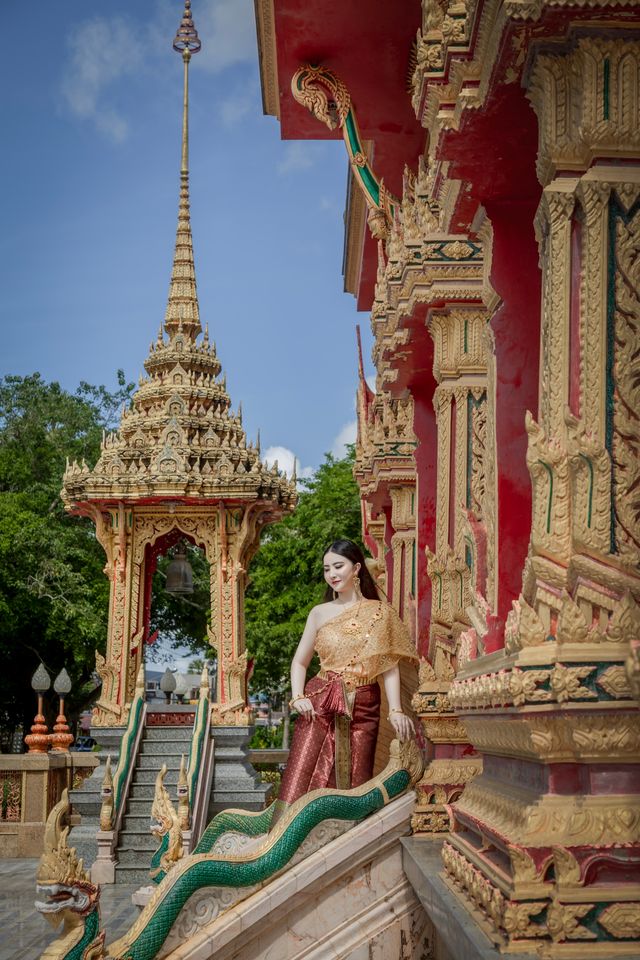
top-left (278, 599), bottom-right (418, 807)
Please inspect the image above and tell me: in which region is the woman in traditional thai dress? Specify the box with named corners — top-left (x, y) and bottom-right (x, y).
top-left (275, 539), bottom-right (418, 815)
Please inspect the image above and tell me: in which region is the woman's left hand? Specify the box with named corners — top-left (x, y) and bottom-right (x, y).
top-left (389, 711), bottom-right (415, 742)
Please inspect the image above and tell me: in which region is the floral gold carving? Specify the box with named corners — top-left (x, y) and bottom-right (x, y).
top-left (599, 903), bottom-right (640, 939)
top-left (552, 848), bottom-right (582, 886)
top-left (597, 666), bottom-right (633, 699)
top-left (503, 901), bottom-right (546, 938)
top-left (549, 664), bottom-right (597, 703)
top-left (546, 902), bottom-right (596, 942)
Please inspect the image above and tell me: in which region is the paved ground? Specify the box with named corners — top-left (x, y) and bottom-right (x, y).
top-left (0, 859), bottom-right (139, 960)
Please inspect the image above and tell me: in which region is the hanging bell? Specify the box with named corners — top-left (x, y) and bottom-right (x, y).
top-left (165, 541), bottom-right (194, 595)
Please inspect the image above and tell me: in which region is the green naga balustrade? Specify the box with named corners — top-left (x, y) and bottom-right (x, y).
top-left (149, 666), bottom-right (214, 884)
top-left (36, 740), bottom-right (423, 960)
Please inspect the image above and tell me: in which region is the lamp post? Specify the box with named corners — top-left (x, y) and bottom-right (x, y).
top-left (160, 667), bottom-right (177, 705)
top-left (50, 668), bottom-right (74, 752)
top-left (24, 663), bottom-right (51, 753)
top-left (174, 672), bottom-right (190, 704)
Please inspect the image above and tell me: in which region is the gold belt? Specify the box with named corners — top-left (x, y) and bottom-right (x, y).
top-left (318, 670), bottom-right (376, 688)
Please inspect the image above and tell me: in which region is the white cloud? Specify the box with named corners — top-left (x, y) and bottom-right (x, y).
top-left (147, 0), bottom-right (256, 73)
top-left (277, 142), bottom-right (316, 175)
top-left (191, 0), bottom-right (257, 73)
top-left (61, 1), bottom-right (257, 143)
top-left (60, 16), bottom-right (137, 143)
top-left (218, 78), bottom-right (259, 126)
top-left (366, 374), bottom-right (377, 392)
top-left (331, 420), bottom-right (358, 457)
top-left (263, 445), bottom-right (314, 480)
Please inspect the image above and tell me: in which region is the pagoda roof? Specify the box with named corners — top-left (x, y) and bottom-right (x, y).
top-left (62, 1), bottom-right (296, 514)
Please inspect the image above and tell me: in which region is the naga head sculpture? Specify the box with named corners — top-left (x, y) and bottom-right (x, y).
top-left (36, 789), bottom-right (100, 923)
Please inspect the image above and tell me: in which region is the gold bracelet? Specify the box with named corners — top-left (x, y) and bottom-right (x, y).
top-left (289, 695), bottom-right (305, 710)
top-left (387, 708), bottom-right (404, 721)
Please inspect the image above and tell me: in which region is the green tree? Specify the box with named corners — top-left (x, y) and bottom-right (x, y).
top-left (0, 373), bottom-right (134, 748)
top-left (245, 448), bottom-right (362, 697)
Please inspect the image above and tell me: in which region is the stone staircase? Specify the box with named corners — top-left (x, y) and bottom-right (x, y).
top-left (115, 724), bottom-right (193, 885)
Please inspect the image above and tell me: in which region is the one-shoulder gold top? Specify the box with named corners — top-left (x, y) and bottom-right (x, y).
top-left (314, 599), bottom-right (418, 682)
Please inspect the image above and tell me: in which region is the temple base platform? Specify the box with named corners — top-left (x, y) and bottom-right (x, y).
top-left (402, 838), bottom-right (537, 960)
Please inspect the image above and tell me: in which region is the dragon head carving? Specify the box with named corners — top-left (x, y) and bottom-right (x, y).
top-left (35, 789), bottom-right (105, 959)
top-left (36, 789), bottom-right (99, 920)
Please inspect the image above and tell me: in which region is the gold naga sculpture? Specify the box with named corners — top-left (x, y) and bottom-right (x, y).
top-left (149, 764), bottom-right (184, 881)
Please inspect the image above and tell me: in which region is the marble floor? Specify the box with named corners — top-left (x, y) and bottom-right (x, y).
top-left (0, 859), bottom-right (139, 960)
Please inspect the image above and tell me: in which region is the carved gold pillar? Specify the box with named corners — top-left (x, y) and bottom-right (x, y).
top-left (427, 308), bottom-right (490, 654)
top-left (445, 37), bottom-right (640, 955)
top-left (91, 505), bottom-right (133, 727)
top-left (390, 485), bottom-right (417, 630)
top-left (209, 502), bottom-right (266, 726)
top-left (354, 383), bottom-right (417, 622)
top-left (412, 306), bottom-right (489, 834)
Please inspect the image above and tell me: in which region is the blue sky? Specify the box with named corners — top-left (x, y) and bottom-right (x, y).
top-left (0, 0), bottom-right (375, 477)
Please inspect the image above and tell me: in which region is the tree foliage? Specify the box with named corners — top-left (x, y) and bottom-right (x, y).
top-left (245, 449), bottom-right (362, 696)
top-left (0, 373), bottom-right (134, 748)
top-left (0, 372), bottom-right (363, 745)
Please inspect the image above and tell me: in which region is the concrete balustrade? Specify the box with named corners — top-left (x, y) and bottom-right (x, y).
top-left (0, 752), bottom-right (98, 857)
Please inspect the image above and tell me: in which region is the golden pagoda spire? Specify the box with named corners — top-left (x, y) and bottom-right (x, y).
top-left (165, 1), bottom-right (202, 341)
top-left (62, 0), bottom-right (296, 513)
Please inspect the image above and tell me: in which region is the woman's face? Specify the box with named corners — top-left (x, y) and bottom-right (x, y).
top-left (323, 551), bottom-right (360, 595)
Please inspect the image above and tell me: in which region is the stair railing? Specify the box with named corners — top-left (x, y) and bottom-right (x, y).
top-left (92, 665), bottom-right (147, 883)
top-left (183, 665), bottom-right (214, 850)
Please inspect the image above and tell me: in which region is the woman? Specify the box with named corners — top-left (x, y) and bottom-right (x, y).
top-left (275, 539), bottom-right (418, 816)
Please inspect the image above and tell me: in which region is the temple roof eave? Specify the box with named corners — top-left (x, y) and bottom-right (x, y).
top-left (63, 491), bottom-right (295, 513)
top-left (62, 481), bottom-right (296, 509)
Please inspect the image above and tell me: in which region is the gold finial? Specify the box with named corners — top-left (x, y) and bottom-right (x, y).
top-left (165, 1), bottom-right (202, 342)
top-left (135, 662), bottom-right (145, 695)
top-left (177, 754), bottom-right (190, 830)
top-left (100, 755), bottom-right (114, 831)
top-left (173, 1), bottom-right (202, 57)
top-left (173, 1), bottom-right (201, 175)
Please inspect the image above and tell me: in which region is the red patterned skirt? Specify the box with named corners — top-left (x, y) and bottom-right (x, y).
top-left (278, 674), bottom-right (381, 806)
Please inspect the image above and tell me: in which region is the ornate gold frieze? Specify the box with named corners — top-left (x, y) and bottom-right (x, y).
top-left (599, 904), bottom-right (640, 940)
top-left (412, 757), bottom-right (483, 834)
top-left (527, 39), bottom-right (640, 186)
top-left (460, 712), bottom-right (640, 764)
top-left (443, 840), bottom-right (640, 954)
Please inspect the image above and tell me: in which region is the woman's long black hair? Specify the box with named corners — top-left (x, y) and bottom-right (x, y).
top-left (322, 539), bottom-right (380, 602)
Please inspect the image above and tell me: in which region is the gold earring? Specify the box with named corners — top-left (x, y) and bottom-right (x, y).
top-left (353, 573), bottom-right (362, 599)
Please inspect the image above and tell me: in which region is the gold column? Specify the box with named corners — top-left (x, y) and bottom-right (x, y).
top-left (426, 308), bottom-right (490, 656)
top-left (445, 37), bottom-right (640, 954)
top-left (390, 486), bottom-right (417, 626)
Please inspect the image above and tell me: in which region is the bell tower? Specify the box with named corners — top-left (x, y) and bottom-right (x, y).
top-left (62, 0), bottom-right (295, 728)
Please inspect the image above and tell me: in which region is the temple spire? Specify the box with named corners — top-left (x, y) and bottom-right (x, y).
top-left (165, 1), bottom-right (202, 341)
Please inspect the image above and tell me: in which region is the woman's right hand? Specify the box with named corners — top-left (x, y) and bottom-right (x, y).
top-left (293, 697), bottom-right (315, 721)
